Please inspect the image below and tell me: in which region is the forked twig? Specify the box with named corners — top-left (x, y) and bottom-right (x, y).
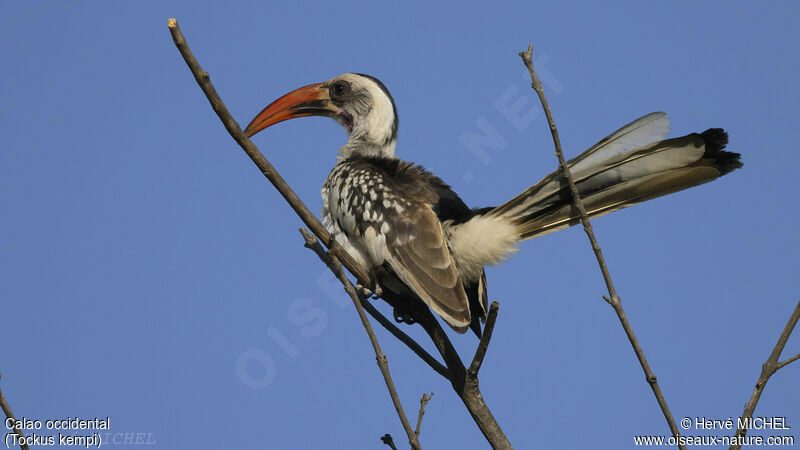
top-left (776, 352), bottom-right (800, 370)
top-left (170, 17), bottom-right (511, 449)
top-left (730, 299), bottom-right (800, 449)
top-left (300, 229), bottom-right (449, 379)
top-left (415, 393), bottom-right (434, 437)
top-left (168, 18), bottom-right (420, 450)
top-left (519, 44), bottom-right (686, 450)
top-left (361, 303), bottom-right (451, 380)
top-left (297, 231), bottom-right (421, 448)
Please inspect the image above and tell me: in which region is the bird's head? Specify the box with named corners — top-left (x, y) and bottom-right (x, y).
top-left (244, 73), bottom-right (398, 158)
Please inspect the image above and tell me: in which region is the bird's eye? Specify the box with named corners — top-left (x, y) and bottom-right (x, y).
top-left (331, 81), bottom-right (350, 97)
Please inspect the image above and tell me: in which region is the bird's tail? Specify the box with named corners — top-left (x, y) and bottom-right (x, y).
top-left (488, 112), bottom-right (742, 241)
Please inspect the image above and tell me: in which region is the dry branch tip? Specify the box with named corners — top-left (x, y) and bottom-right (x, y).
top-left (730, 299), bottom-right (800, 449)
top-left (468, 301), bottom-right (500, 378)
top-left (415, 392), bottom-right (433, 437)
top-left (520, 42), bottom-right (685, 450)
top-left (170, 21), bottom-right (512, 448)
top-left (380, 434), bottom-right (398, 449)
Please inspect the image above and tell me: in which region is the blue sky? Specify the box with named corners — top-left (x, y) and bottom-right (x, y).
top-left (2, 1), bottom-right (799, 449)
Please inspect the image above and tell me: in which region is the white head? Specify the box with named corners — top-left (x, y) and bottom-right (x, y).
top-left (244, 73), bottom-right (398, 159)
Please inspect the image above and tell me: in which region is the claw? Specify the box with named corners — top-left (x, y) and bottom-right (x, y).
top-left (355, 283), bottom-right (371, 297)
top-left (371, 282), bottom-right (383, 299)
top-left (356, 279), bottom-right (383, 299)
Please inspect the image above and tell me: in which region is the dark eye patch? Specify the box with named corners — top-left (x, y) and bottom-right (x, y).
top-left (331, 80), bottom-right (350, 98)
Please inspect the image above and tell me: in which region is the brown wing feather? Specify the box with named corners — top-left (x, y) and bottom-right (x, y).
top-left (332, 157), bottom-right (472, 333)
top-left (383, 198), bottom-right (471, 333)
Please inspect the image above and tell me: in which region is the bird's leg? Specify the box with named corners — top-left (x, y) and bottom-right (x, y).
top-left (368, 267), bottom-right (385, 299)
top-left (356, 283), bottom-right (382, 298)
top-left (356, 272), bottom-right (383, 299)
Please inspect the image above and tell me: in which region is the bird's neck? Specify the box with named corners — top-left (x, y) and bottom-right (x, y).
top-left (338, 136), bottom-right (397, 159)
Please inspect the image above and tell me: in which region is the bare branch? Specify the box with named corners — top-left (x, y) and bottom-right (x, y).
top-left (168, 18), bottom-right (511, 449)
top-left (776, 352), bottom-right (800, 370)
top-left (166, 18), bottom-right (371, 286)
top-left (297, 229), bottom-right (421, 449)
top-left (360, 301), bottom-right (450, 380)
top-left (415, 393), bottom-right (434, 437)
top-left (300, 228), bottom-right (449, 380)
top-left (0, 371), bottom-right (30, 450)
top-left (730, 299), bottom-right (800, 449)
top-left (519, 44), bottom-right (686, 449)
top-left (410, 306), bottom-right (512, 449)
top-left (468, 302), bottom-right (499, 379)
top-left (168, 18), bottom-right (420, 450)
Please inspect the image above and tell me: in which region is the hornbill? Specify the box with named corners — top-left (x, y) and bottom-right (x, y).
top-left (244, 73), bottom-right (741, 337)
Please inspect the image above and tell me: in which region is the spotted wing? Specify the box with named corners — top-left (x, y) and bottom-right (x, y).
top-left (330, 158), bottom-right (471, 333)
top-left (381, 195), bottom-right (471, 332)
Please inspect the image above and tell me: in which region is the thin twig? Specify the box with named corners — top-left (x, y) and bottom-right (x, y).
top-left (304, 225), bottom-right (510, 448)
top-left (361, 301), bottom-right (451, 380)
top-left (168, 18), bottom-right (510, 449)
top-left (300, 228), bottom-right (449, 379)
top-left (467, 302), bottom-right (499, 379)
top-left (410, 305), bottom-right (512, 449)
top-left (298, 230), bottom-right (421, 449)
top-left (166, 18), bottom-right (370, 286)
top-left (519, 44), bottom-right (686, 450)
top-left (168, 18), bottom-right (419, 450)
top-left (0, 371), bottom-right (30, 450)
top-left (730, 299), bottom-right (800, 450)
top-left (415, 393), bottom-right (433, 437)
top-left (776, 352), bottom-right (800, 370)
top-left (300, 229), bottom-right (449, 379)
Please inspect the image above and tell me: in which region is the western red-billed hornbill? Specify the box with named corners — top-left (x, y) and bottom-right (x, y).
top-left (244, 73), bottom-right (741, 337)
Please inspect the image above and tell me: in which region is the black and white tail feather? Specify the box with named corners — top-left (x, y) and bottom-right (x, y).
top-left (489, 112), bottom-right (740, 240)
top-left (449, 112), bottom-right (740, 335)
